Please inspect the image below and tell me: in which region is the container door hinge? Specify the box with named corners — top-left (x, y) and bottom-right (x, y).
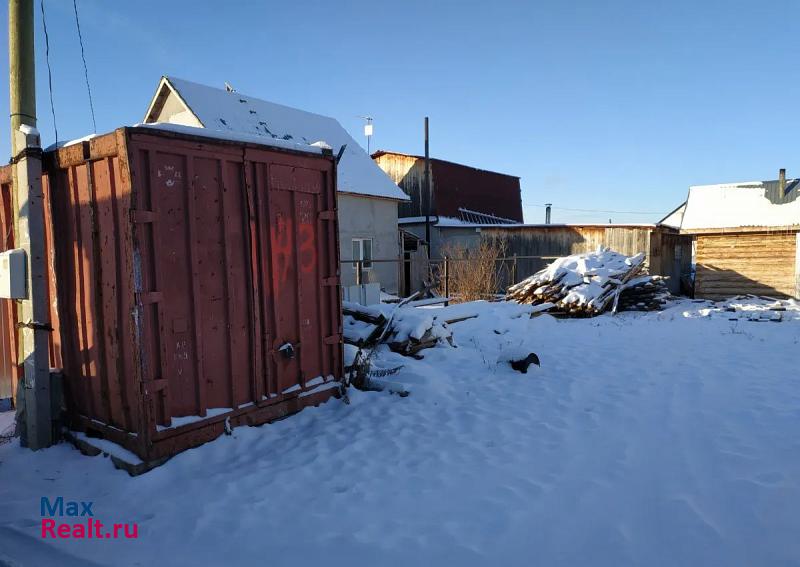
top-left (323, 334), bottom-right (341, 345)
top-left (318, 210), bottom-right (336, 221)
top-left (141, 378), bottom-right (168, 396)
top-left (130, 210), bottom-right (157, 224)
top-left (136, 291), bottom-right (163, 304)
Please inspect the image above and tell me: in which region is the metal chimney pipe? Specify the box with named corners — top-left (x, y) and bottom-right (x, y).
top-left (545, 203), bottom-right (552, 224)
top-left (779, 168), bottom-right (786, 194)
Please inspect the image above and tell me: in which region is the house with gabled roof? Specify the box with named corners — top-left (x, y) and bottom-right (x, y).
top-left (680, 170), bottom-right (800, 299)
top-left (144, 76), bottom-right (409, 293)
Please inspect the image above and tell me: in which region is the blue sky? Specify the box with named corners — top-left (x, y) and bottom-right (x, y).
top-left (1, 0), bottom-right (798, 223)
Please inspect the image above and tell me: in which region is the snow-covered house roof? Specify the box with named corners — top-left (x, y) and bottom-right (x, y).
top-left (144, 76), bottom-right (408, 201)
top-left (681, 178), bottom-right (800, 233)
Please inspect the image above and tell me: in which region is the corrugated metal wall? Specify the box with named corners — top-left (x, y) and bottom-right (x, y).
top-left (1, 127), bottom-right (344, 461)
top-left (48, 133), bottom-right (141, 434)
top-left (0, 172), bottom-right (17, 402)
top-left (373, 152), bottom-right (523, 222)
top-left (0, 165), bottom-right (62, 405)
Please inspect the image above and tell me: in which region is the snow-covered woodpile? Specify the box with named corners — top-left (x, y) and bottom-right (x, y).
top-left (506, 248), bottom-right (670, 316)
top-left (343, 301), bottom-right (453, 357)
top-left (615, 274), bottom-right (671, 312)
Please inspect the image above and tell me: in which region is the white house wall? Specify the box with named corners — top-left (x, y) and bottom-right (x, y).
top-left (338, 193), bottom-right (400, 294)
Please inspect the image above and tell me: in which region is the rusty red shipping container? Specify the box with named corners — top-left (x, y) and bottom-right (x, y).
top-left (0, 126), bottom-right (344, 464)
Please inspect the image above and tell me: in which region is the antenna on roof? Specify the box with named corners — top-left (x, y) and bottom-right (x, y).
top-left (224, 82), bottom-right (236, 93)
top-left (359, 115), bottom-right (373, 154)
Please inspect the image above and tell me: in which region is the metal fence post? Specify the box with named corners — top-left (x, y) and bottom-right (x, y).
top-left (512, 253), bottom-right (518, 285)
top-left (443, 256), bottom-right (450, 306)
top-left (355, 260), bottom-right (363, 286)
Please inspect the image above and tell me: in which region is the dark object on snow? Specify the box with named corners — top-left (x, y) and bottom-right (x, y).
top-left (510, 353), bottom-right (540, 373)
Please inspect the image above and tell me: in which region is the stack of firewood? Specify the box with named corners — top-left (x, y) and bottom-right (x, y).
top-left (616, 275), bottom-right (671, 312)
top-left (507, 248), bottom-right (670, 316)
top-left (343, 301), bottom-right (454, 358)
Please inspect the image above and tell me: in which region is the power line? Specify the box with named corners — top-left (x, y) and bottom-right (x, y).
top-left (523, 203), bottom-right (662, 215)
top-left (39, 0), bottom-right (57, 144)
top-left (73, 0), bottom-right (96, 133)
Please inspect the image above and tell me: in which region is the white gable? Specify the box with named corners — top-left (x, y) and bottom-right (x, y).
top-left (681, 182), bottom-right (800, 231)
top-left (146, 77), bottom-right (408, 202)
top-left (658, 203), bottom-right (685, 229)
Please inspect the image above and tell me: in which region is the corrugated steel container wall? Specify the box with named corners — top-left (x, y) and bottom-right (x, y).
top-left (47, 133), bottom-right (143, 438)
top-left (0, 170), bottom-right (17, 402)
top-left (0, 167), bottom-right (62, 404)
top-left (2, 127), bottom-right (343, 461)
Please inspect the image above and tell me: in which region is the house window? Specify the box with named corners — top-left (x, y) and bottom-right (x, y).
top-left (352, 238), bottom-right (373, 269)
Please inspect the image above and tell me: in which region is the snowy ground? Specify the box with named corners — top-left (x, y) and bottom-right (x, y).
top-left (1, 299), bottom-right (799, 566)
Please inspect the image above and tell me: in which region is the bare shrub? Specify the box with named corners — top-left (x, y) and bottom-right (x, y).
top-left (435, 238), bottom-right (507, 303)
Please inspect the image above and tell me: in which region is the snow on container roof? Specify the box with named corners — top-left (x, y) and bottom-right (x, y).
top-left (144, 76), bottom-right (408, 201)
top-left (681, 179), bottom-right (800, 232)
top-left (135, 122), bottom-right (327, 154)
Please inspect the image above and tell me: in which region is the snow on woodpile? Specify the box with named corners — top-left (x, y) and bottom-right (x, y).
top-left (342, 301), bottom-right (453, 358)
top-left (507, 247), bottom-right (670, 316)
top-left (681, 181), bottom-right (800, 230)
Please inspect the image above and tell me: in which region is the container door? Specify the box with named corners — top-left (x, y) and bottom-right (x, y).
top-left (266, 164), bottom-right (327, 395)
top-left (138, 146), bottom-right (256, 426)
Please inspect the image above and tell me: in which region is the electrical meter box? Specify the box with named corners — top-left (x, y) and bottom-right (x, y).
top-left (0, 249), bottom-right (26, 299)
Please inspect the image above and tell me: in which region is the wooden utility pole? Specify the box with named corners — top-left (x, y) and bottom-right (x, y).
top-left (424, 117), bottom-right (431, 258)
top-left (9, 0), bottom-right (53, 449)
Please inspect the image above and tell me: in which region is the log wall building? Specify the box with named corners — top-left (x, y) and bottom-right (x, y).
top-left (691, 230), bottom-right (799, 300)
top-left (680, 176), bottom-right (800, 300)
